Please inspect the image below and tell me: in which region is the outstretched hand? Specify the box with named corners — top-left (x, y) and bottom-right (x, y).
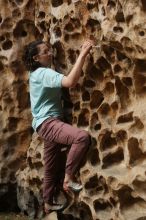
top-left (80, 39), bottom-right (95, 58)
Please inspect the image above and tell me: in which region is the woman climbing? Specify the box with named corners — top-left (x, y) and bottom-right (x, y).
top-left (23, 39), bottom-right (94, 213)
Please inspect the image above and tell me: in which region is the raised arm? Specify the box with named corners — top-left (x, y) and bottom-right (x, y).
top-left (62, 40), bottom-right (94, 88)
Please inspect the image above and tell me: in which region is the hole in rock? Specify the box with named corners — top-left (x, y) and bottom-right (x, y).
top-left (86, 18), bottom-right (100, 32)
top-left (134, 73), bottom-right (146, 94)
top-left (135, 59), bottom-right (146, 72)
top-left (83, 79), bottom-right (96, 88)
top-left (122, 77), bottom-right (132, 86)
top-left (107, 0), bottom-right (116, 8)
top-left (15, 0), bottom-right (23, 5)
top-left (89, 65), bottom-right (104, 82)
top-left (114, 64), bottom-right (122, 73)
top-left (51, 0), bottom-right (63, 7)
top-left (90, 90), bottom-right (104, 109)
top-left (100, 130), bottom-right (117, 151)
top-left (85, 175), bottom-right (99, 189)
top-left (65, 34), bottom-right (70, 43)
top-left (78, 109), bottom-right (90, 127)
top-left (79, 201), bottom-right (93, 220)
top-left (104, 82), bottom-right (114, 94)
top-left (2, 40), bottom-right (12, 50)
top-left (128, 137), bottom-right (143, 165)
top-left (116, 186), bottom-right (145, 209)
top-left (65, 23), bottom-right (74, 32)
top-left (99, 103), bottom-right (110, 115)
top-left (54, 26), bottom-right (62, 37)
top-left (96, 56), bottom-right (111, 71)
top-left (13, 20), bottom-right (41, 39)
top-left (38, 11), bottom-right (45, 19)
top-left (27, 156), bottom-right (33, 168)
top-left (113, 26), bottom-right (123, 33)
top-left (90, 112), bottom-right (98, 126)
top-left (125, 47), bottom-right (134, 53)
top-left (117, 112), bottom-right (133, 124)
top-left (132, 180), bottom-right (146, 198)
top-left (115, 11), bottom-right (125, 22)
top-left (116, 130), bottom-right (127, 142)
top-left (53, 41), bottom-right (65, 71)
top-left (68, 49), bottom-right (76, 64)
top-left (72, 18), bottom-right (81, 28)
top-left (74, 101), bottom-right (80, 111)
top-left (93, 199), bottom-right (112, 213)
top-left (1, 17), bottom-right (13, 29)
top-left (39, 21), bottom-right (46, 31)
top-left (29, 178), bottom-right (42, 187)
top-left (94, 124), bottom-right (101, 130)
top-left (141, 0), bottom-right (146, 11)
top-left (82, 90), bottom-right (90, 101)
top-left (111, 101), bottom-right (118, 111)
top-left (53, 17), bottom-right (57, 23)
top-left (88, 148), bottom-right (100, 166)
top-left (139, 31), bottom-right (145, 36)
top-left (87, 3), bottom-right (98, 10)
top-left (116, 51), bottom-right (127, 61)
top-left (109, 197), bottom-right (116, 206)
top-left (36, 152), bottom-right (41, 159)
top-left (7, 117), bottom-right (18, 130)
top-left (110, 41), bottom-right (123, 51)
top-left (126, 15), bottom-right (133, 23)
top-left (0, 183), bottom-right (20, 212)
top-left (0, 35), bottom-right (5, 41)
top-left (12, 9), bottom-right (21, 18)
top-left (102, 147), bottom-right (124, 169)
top-left (3, 149), bottom-right (10, 158)
top-left (103, 45), bottom-right (115, 63)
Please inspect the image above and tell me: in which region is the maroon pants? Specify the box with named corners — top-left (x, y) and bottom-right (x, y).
top-left (37, 117), bottom-right (90, 204)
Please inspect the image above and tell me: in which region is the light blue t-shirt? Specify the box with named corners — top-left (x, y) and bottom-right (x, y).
top-left (29, 67), bottom-right (64, 131)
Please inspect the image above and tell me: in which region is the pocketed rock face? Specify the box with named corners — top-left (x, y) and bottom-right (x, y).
top-left (1, 0), bottom-right (146, 219)
top-left (0, 0), bottom-right (37, 212)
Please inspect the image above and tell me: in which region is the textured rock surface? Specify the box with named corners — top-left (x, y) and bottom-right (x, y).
top-left (1, 0), bottom-right (146, 219)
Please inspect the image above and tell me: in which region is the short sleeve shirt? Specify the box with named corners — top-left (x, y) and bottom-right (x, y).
top-left (29, 67), bottom-right (64, 130)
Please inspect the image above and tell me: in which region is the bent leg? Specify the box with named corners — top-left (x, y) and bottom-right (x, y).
top-left (38, 118), bottom-right (90, 177)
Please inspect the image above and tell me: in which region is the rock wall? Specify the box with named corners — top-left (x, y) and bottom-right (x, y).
top-left (1, 0), bottom-right (146, 219)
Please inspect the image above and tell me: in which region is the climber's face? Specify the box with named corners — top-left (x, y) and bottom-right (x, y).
top-left (33, 42), bottom-right (53, 67)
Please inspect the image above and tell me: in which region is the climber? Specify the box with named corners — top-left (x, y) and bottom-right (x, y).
top-left (22, 39), bottom-right (94, 214)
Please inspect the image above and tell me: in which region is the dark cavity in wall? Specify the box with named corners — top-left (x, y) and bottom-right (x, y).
top-left (0, 183), bottom-right (20, 212)
top-left (51, 0), bottom-right (63, 7)
top-left (141, 0), bottom-right (146, 11)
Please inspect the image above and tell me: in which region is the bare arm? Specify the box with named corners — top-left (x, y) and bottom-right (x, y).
top-left (62, 40), bottom-right (94, 88)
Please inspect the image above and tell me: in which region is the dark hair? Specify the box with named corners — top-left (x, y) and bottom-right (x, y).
top-left (22, 40), bottom-right (44, 72)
